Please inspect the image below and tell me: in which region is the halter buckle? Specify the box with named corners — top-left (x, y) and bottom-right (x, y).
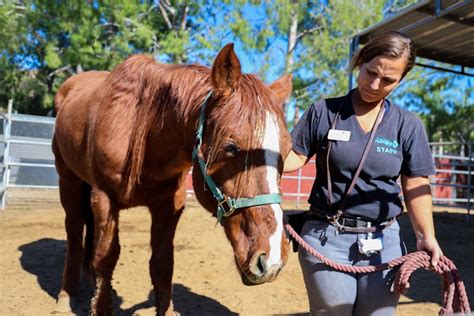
top-left (217, 196), bottom-right (236, 217)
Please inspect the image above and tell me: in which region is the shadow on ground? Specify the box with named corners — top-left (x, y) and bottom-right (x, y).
top-left (18, 238), bottom-right (65, 299)
top-left (18, 238), bottom-right (237, 315)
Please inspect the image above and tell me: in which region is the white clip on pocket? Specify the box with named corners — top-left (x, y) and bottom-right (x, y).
top-left (358, 230), bottom-right (384, 257)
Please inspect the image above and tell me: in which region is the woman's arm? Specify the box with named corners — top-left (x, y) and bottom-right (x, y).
top-left (401, 175), bottom-right (443, 267)
top-left (283, 150), bottom-right (310, 173)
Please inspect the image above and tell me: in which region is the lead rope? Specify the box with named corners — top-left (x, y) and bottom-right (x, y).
top-left (284, 223), bottom-right (471, 314)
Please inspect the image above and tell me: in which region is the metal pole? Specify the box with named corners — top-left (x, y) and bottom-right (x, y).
top-left (1, 99), bottom-right (13, 210)
top-left (414, 62), bottom-right (474, 77)
top-left (435, 0), bottom-right (442, 16)
top-left (296, 167), bottom-right (302, 209)
top-left (466, 143), bottom-right (472, 224)
top-left (348, 36), bottom-right (359, 91)
top-left (0, 113), bottom-right (4, 209)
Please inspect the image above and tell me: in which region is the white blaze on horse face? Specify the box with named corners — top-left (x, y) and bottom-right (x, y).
top-left (262, 111), bottom-right (283, 267)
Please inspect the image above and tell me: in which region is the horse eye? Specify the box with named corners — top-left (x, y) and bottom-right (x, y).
top-left (224, 143), bottom-right (239, 156)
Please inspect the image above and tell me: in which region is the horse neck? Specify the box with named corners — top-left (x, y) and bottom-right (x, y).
top-left (148, 66), bottom-right (213, 163)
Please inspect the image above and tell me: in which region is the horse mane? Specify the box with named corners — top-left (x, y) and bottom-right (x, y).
top-left (102, 54), bottom-right (284, 199)
top-left (102, 55), bottom-right (212, 196)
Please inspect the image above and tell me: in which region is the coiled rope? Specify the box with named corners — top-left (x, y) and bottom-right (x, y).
top-left (284, 223), bottom-right (471, 314)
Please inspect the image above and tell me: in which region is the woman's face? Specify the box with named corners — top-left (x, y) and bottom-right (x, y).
top-left (357, 55), bottom-right (407, 103)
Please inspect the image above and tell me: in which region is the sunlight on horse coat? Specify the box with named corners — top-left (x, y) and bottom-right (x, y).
top-left (52, 43), bottom-right (292, 315)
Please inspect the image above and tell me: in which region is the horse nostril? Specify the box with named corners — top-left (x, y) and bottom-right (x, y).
top-left (256, 254), bottom-right (267, 276)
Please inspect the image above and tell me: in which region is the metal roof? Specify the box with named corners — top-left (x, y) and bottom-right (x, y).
top-left (353, 0), bottom-right (474, 70)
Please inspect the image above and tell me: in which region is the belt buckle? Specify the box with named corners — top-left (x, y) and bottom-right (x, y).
top-left (341, 217), bottom-right (357, 227)
top-left (338, 217), bottom-right (346, 227)
top-left (357, 218), bottom-right (370, 228)
top-left (341, 217), bottom-right (372, 228)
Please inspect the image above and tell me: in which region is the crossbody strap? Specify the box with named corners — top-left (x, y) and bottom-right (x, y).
top-left (326, 98), bottom-right (385, 228)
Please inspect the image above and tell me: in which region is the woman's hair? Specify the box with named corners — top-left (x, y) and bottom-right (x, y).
top-left (350, 31), bottom-right (416, 79)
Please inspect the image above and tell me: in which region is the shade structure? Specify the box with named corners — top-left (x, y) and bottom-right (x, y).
top-left (352, 0), bottom-right (474, 72)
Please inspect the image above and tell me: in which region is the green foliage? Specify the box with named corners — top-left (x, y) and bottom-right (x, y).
top-left (1, 0), bottom-right (471, 144)
top-left (159, 30), bottom-right (190, 63)
top-left (393, 68), bottom-right (474, 143)
top-left (198, 0), bottom-right (388, 127)
top-left (294, 0), bottom-right (385, 105)
top-left (0, 2), bottom-right (28, 106)
top-left (198, 0), bottom-right (386, 107)
top-left (0, 0), bottom-right (188, 114)
top-left (45, 44), bottom-right (62, 69)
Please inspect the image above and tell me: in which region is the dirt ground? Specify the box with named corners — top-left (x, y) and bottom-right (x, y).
top-left (0, 189), bottom-right (472, 315)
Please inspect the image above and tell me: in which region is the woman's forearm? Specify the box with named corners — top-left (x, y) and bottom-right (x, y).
top-left (401, 175), bottom-right (435, 241)
top-left (283, 150), bottom-right (309, 173)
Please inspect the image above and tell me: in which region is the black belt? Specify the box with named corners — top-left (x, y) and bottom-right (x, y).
top-left (307, 211), bottom-right (396, 232)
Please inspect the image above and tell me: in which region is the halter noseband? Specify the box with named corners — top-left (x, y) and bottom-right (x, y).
top-left (192, 91), bottom-right (282, 223)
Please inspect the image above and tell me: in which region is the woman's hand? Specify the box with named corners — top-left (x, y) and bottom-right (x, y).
top-left (416, 235), bottom-right (443, 267)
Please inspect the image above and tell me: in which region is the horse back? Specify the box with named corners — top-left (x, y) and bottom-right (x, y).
top-left (54, 71), bottom-right (109, 114)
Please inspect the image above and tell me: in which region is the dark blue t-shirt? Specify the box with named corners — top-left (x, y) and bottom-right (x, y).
top-left (291, 92), bottom-right (436, 221)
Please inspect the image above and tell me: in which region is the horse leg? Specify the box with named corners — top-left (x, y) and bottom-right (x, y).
top-left (55, 176), bottom-right (88, 313)
top-left (149, 188), bottom-right (185, 316)
top-left (81, 182), bottom-right (95, 277)
top-left (89, 188), bottom-right (120, 316)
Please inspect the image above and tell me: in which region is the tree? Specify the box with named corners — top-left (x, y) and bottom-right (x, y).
top-left (0, 0), bottom-right (192, 115)
top-left (0, 2), bottom-right (28, 111)
top-left (3, 0), bottom-right (470, 145)
top-left (393, 67), bottom-right (474, 145)
top-left (292, 0), bottom-right (386, 122)
top-left (190, 0), bottom-right (387, 124)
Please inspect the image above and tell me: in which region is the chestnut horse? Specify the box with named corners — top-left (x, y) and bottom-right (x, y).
top-left (52, 44), bottom-right (292, 315)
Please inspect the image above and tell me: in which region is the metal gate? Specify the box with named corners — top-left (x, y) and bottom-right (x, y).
top-left (1, 101), bottom-right (58, 209)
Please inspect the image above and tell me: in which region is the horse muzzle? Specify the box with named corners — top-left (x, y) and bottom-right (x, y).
top-left (240, 252), bottom-right (284, 285)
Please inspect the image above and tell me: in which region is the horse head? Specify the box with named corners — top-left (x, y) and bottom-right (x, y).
top-left (192, 44), bottom-right (292, 285)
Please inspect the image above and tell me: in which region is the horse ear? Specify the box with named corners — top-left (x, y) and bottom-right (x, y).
top-left (211, 43), bottom-right (242, 97)
top-left (269, 74), bottom-right (293, 104)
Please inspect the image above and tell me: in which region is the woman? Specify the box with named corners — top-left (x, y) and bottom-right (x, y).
top-left (284, 31), bottom-right (443, 315)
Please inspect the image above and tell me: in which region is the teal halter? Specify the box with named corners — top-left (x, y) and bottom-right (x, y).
top-left (192, 91), bottom-right (282, 223)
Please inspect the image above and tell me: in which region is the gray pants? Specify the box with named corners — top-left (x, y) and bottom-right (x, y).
top-left (298, 219), bottom-right (406, 316)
